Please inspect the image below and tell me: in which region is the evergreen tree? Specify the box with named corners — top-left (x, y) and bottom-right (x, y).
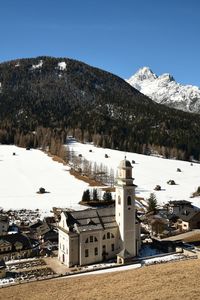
top-left (92, 188), bottom-right (99, 201)
top-left (147, 193), bottom-right (157, 213)
top-left (82, 189), bottom-right (91, 202)
top-left (103, 191), bottom-right (112, 202)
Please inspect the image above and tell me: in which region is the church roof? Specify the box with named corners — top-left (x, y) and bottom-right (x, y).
top-left (118, 159), bottom-right (132, 169)
top-left (63, 207), bottom-right (117, 233)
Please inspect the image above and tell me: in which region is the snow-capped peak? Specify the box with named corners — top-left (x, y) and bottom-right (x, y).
top-left (128, 66), bottom-right (157, 83)
top-left (126, 67), bottom-right (200, 113)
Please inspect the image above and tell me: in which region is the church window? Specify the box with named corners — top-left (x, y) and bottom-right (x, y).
top-left (90, 236), bottom-right (93, 243)
top-left (118, 196), bottom-right (121, 205)
top-left (111, 233), bottom-right (114, 238)
top-left (63, 244), bottom-right (65, 251)
top-left (94, 237), bottom-right (98, 242)
top-left (94, 247), bottom-right (98, 256)
top-left (85, 238), bottom-right (88, 243)
top-left (127, 196), bottom-right (131, 206)
top-left (103, 234), bottom-right (106, 240)
top-left (85, 249), bottom-right (89, 257)
top-left (102, 245), bottom-right (106, 251)
top-left (111, 244), bottom-right (115, 251)
top-left (107, 232), bottom-right (110, 239)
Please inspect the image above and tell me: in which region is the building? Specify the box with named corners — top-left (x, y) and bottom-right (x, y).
top-left (0, 215), bottom-right (9, 235)
top-left (58, 158), bottom-right (141, 267)
top-left (166, 200), bottom-right (200, 232)
top-left (0, 233), bottom-right (33, 261)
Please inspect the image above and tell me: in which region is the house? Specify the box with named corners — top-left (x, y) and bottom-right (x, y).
top-left (29, 221), bottom-right (50, 240)
top-left (58, 158), bottom-right (141, 267)
top-left (166, 200), bottom-right (200, 232)
top-left (166, 200), bottom-right (194, 216)
top-left (0, 215), bottom-right (9, 235)
top-left (0, 233), bottom-right (33, 261)
top-left (0, 260), bottom-right (6, 278)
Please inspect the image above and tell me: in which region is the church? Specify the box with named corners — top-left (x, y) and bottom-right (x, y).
top-left (58, 158), bottom-right (141, 267)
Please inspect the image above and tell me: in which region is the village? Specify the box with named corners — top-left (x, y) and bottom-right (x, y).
top-left (1, 144), bottom-right (200, 288)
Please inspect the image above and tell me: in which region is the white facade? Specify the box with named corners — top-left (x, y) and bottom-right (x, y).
top-left (58, 158), bottom-right (141, 267)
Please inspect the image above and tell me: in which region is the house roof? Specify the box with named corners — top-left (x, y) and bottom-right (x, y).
top-left (168, 200), bottom-right (192, 207)
top-left (175, 206), bottom-right (200, 222)
top-left (63, 207), bottom-right (117, 233)
top-left (0, 239), bottom-right (11, 247)
top-left (0, 233), bottom-right (32, 253)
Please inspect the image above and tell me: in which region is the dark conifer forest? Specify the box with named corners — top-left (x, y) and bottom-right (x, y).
top-left (0, 56), bottom-right (200, 160)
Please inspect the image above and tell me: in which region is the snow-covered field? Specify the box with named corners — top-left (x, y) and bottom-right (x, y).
top-left (68, 139), bottom-right (200, 208)
top-left (0, 145), bottom-right (88, 212)
top-left (0, 141), bottom-right (200, 213)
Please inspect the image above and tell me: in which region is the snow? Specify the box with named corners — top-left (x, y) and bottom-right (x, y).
top-left (0, 145), bottom-right (88, 212)
top-left (142, 254), bottom-right (185, 265)
top-left (127, 67), bottom-right (200, 113)
top-left (58, 62), bottom-right (66, 70)
top-left (67, 263), bottom-right (141, 278)
top-left (32, 60), bottom-right (43, 70)
top-left (68, 139), bottom-right (200, 208)
top-left (1, 140), bottom-right (200, 214)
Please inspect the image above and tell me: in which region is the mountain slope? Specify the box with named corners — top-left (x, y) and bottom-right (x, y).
top-left (0, 57), bottom-right (200, 160)
top-left (127, 67), bottom-right (200, 113)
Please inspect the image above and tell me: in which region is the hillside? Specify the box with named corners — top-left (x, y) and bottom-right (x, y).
top-left (1, 142), bottom-right (200, 212)
top-left (1, 259), bottom-right (200, 300)
top-left (1, 57), bottom-right (200, 160)
top-left (127, 66), bottom-right (200, 114)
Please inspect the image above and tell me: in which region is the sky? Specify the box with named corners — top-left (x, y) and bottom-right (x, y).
top-left (1, 0), bottom-right (200, 86)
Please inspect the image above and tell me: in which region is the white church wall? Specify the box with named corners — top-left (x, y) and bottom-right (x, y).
top-left (58, 230), bottom-right (69, 265)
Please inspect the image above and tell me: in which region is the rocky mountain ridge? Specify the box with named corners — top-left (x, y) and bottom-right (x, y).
top-left (127, 67), bottom-right (200, 113)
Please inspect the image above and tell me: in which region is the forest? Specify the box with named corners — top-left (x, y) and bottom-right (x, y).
top-left (0, 56), bottom-right (200, 161)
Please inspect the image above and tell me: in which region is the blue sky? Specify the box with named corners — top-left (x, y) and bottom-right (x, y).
top-left (1, 0), bottom-right (200, 85)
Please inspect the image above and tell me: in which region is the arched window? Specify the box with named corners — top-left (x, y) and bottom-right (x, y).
top-left (127, 196), bottom-right (131, 206)
top-left (118, 196), bottom-right (121, 205)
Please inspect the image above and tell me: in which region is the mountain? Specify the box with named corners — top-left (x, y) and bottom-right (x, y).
top-left (127, 67), bottom-right (200, 113)
top-left (0, 56), bottom-right (200, 160)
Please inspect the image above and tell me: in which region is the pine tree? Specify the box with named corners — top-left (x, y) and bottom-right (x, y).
top-left (147, 193), bottom-right (157, 213)
top-left (82, 189), bottom-right (91, 202)
top-left (103, 191), bottom-right (112, 202)
top-left (92, 188), bottom-right (99, 201)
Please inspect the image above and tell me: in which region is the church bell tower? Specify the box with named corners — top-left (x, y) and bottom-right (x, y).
top-left (115, 158), bottom-right (137, 259)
